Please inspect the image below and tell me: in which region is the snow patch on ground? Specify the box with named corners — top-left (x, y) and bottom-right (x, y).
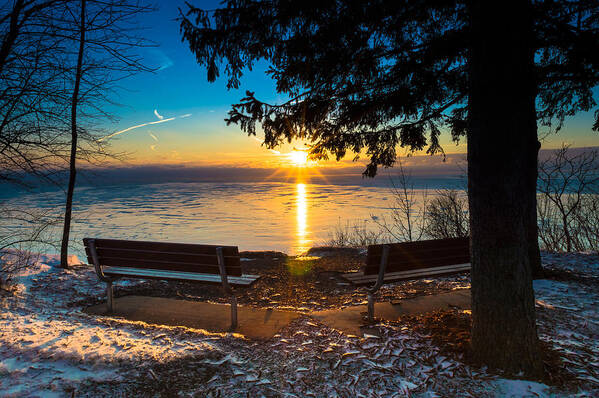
top-left (0, 251), bottom-right (597, 396)
top-left (490, 379), bottom-right (554, 397)
top-left (542, 252), bottom-right (599, 275)
top-left (0, 254), bottom-right (242, 396)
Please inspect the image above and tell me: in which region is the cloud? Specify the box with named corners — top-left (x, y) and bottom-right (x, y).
top-left (99, 113), bottom-right (192, 142)
top-left (158, 58), bottom-right (174, 71)
top-left (148, 49), bottom-right (174, 71)
top-left (75, 162), bottom-right (465, 187)
top-left (154, 109), bottom-right (164, 120)
top-left (249, 135), bottom-right (281, 155)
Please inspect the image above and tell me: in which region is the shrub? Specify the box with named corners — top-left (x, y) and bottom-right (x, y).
top-left (425, 189), bottom-right (469, 239)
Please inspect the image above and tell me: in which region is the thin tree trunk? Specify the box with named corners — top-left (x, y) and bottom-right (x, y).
top-left (0, 0), bottom-right (25, 75)
top-left (562, 213), bottom-right (572, 252)
top-left (468, 0), bottom-right (543, 376)
top-left (60, 0), bottom-right (86, 268)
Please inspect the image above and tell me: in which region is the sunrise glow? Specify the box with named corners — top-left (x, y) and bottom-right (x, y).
top-left (288, 150), bottom-right (309, 167)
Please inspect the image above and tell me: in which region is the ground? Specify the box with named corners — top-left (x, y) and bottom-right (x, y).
top-left (0, 250), bottom-right (597, 397)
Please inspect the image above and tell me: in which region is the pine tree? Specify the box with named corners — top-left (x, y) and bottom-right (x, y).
top-left (180, 0), bottom-right (599, 374)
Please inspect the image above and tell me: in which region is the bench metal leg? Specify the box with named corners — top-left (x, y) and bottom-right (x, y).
top-left (106, 281), bottom-right (114, 313)
top-left (366, 244), bottom-right (389, 323)
top-left (216, 246), bottom-right (238, 330)
top-left (367, 292), bottom-right (375, 322)
top-left (230, 294), bottom-right (238, 330)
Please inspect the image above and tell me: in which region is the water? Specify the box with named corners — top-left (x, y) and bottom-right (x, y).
top-left (2, 182), bottom-right (410, 256)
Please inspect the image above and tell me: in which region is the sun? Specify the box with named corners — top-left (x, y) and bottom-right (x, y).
top-left (288, 150), bottom-right (309, 167)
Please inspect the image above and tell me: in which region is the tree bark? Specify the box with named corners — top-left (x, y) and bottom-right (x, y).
top-left (60, 0), bottom-right (86, 269)
top-left (0, 0), bottom-right (25, 75)
top-left (467, 0), bottom-right (543, 376)
top-left (528, 139), bottom-right (543, 279)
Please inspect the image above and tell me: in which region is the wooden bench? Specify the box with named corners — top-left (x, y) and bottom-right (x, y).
top-left (83, 238), bottom-right (260, 329)
top-left (342, 237), bottom-right (470, 321)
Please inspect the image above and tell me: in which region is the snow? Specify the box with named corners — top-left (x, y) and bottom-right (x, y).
top-left (490, 379), bottom-right (553, 397)
top-left (0, 253), bottom-right (237, 396)
top-left (0, 251), bottom-right (598, 396)
top-left (542, 252), bottom-right (599, 275)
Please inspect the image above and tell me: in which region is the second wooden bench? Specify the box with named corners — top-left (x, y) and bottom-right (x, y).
top-left (342, 237), bottom-right (470, 321)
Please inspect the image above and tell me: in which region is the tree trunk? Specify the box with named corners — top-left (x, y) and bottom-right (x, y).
top-left (0, 0), bottom-right (25, 75)
top-left (528, 140), bottom-right (543, 279)
top-left (60, 0), bottom-right (86, 269)
top-left (467, 0), bottom-right (543, 376)
top-left (562, 213), bottom-right (572, 252)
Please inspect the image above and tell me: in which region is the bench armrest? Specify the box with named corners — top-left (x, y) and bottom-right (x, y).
top-left (216, 246), bottom-right (233, 295)
top-left (87, 238), bottom-right (118, 283)
top-left (367, 244), bottom-right (390, 294)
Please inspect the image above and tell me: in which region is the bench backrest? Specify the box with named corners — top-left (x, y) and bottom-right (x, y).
top-left (365, 237), bottom-right (469, 275)
top-left (83, 238), bottom-right (242, 276)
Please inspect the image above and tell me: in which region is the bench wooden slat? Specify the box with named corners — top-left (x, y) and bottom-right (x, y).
top-left (368, 242), bottom-right (468, 255)
top-left (83, 238), bottom-right (243, 276)
top-left (84, 238), bottom-right (239, 256)
top-left (366, 245), bottom-right (470, 264)
top-left (103, 266), bottom-right (260, 286)
top-left (365, 254), bottom-right (470, 274)
top-left (343, 263), bottom-right (471, 285)
top-left (84, 248), bottom-right (242, 276)
top-left (367, 237), bottom-right (468, 256)
top-left (365, 237), bottom-right (469, 275)
top-left (85, 247), bottom-right (241, 267)
top-left (92, 257), bottom-right (241, 276)
top-left (346, 262), bottom-right (471, 280)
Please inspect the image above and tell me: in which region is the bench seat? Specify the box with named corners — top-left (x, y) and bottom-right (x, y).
top-left (342, 263), bottom-right (471, 285)
top-left (103, 266), bottom-right (260, 286)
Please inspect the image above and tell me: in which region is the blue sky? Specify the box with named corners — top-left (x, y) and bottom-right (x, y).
top-left (101, 0), bottom-right (599, 172)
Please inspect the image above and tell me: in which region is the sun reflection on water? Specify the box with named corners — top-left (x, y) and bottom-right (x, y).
top-left (295, 183), bottom-right (312, 254)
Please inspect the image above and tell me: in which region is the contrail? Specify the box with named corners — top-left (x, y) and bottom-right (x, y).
top-left (154, 109), bottom-right (164, 120)
top-left (99, 114), bottom-right (191, 142)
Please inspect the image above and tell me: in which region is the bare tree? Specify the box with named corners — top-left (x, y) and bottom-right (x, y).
top-left (0, 0), bottom-right (71, 184)
top-left (0, 203), bottom-right (60, 290)
top-left (325, 219), bottom-right (383, 248)
top-left (374, 158), bottom-right (428, 242)
top-left (0, 0), bottom-right (118, 186)
top-left (0, 0), bottom-right (66, 74)
top-left (0, 1), bottom-right (151, 267)
top-left (425, 189), bottom-right (469, 239)
top-left (537, 145), bottom-right (599, 252)
top-left (60, 0), bottom-right (86, 269)
top-left (58, 0), bottom-right (154, 268)
top-left (575, 194), bottom-right (599, 252)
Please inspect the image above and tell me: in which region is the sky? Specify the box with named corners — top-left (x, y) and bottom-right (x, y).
top-left (98, 0), bottom-right (599, 180)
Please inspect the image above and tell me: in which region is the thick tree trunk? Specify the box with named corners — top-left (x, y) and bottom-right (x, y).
top-left (528, 140), bottom-right (543, 279)
top-left (468, 1), bottom-right (542, 375)
top-left (60, 0), bottom-right (86, 269)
